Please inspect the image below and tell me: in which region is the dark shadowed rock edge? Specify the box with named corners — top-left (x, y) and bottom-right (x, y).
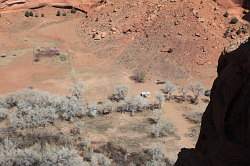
top-left (175, 38), bottom-right (250, 166)
top-left (243, 0), bottom-right (250, 9)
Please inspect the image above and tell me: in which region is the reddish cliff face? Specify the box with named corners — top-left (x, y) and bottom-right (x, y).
top-left (175, 38), bottom-right (250, 166)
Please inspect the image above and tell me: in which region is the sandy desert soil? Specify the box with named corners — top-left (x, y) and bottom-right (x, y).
top-left (0, 0), bottom-right (249, 164)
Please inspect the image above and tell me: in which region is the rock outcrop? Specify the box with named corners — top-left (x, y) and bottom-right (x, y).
top-left (243, 0), bottom-right (250, 9)
top-left (175, 38), bottom-right (250, 166)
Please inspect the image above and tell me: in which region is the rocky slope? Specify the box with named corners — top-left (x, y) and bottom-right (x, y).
top-left (175, 37), bottom-right (250, 165)
top-left (1, 0), bottom-right (249, 84)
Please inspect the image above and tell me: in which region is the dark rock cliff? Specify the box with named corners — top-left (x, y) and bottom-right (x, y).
top-left (175, 38), bottom-right (250, 166)
top-left (243, 0), bottom-right (250, 9)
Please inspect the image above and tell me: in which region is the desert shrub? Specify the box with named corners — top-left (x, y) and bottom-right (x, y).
top-left (185, 125), bottom-right (200, 140)
top-left (21, 130), bottom-right (72, 148)
top-left (41, 13), bottom-right (44, 17)
top-left (183, 112), bottom-right (203, 124)
top-left (41, 147), bottom-right (83, 166)
top-left (236, 27), bottom-right (248, 35)
top-left (71, 8), bottom-right (77, 14)
top-left (10, 107), bottom-right (58, 129)
top-left (116, 95), bottom-right (149, 114)
top-left (87, 104), bottom-right (98, 117)
top-left (90, 153), bottom-right (112, 166)
top-left (0, 148), bottom-right (40, 165)
top-left (71, 82), bottom-right (84, 100)
top-left (109, 86), bottom-right (128, 102)
top-left (223, 27), bottom-right (235, 38)
top-left (0, 139), bottom-right (40, 166)
top-left (163, 81), bottom-right (176, 95)
top-left (29, 11), bottom-right (34, 17)
top-left (62, 12), bottom-right (67, 16)
top-left (56, 10), bottom-right (61, 16)
top-left (148, 109), bottom-right (161, 124)
top-left (99, 100), bottom-right (113, 114)
top-left (55, 96), bottom-right (86, 120)
top-left (116, 100), bottom-right (128, 113)
top-left (25, 11), bottom-right (30, 17)
top-left (146, 147), bottom-right (165, 161)
top-left (230, 17), bottom-right (239, 24)
top-left (132, 70), bottom-right (146, 83)
top-left (188, 83), bottom-right (204, 104)
top-left (1, 89), bottom-right (86, 128)
top-left (146, 160), bottom-right (167, 166)
top-left (144, 148), bottom-right (172, 166)
top-left (0, 108), bottom-right (7, 121)
top-left (155, 93), bottom-right (165, 108)
top-left (0, 139), bottom-right (84, 166)
top-left (79, 139), bottom-right (92, 153)
top-left (172, 87), bottom-right (187, 103)
top-left (59, 54), bottom-right (67, 61)
top-left (95, 143), bottom-right (172, 166)
top-left (163, 81), bottom-right (176, 100)
top-left (151, 121), bottom-right (175, 138)
top-left (130, 96), bottom-right (149, 112)
top-left (118, 96), bottom-right (149, 113)
top-left (0, 97), bottom-right (9, 108)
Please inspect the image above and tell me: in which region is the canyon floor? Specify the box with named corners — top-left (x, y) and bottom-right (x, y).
top-left (0, 0), bottom-right (249, 164)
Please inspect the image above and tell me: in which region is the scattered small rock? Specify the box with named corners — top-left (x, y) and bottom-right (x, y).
top-left (0, 54), bottom-right (6, 58)
top-left (167, 48), bottom-right (173, 53)
top-left (223, 11), bottom-right (229, 17)
top-left (177, 32), bottom-right (182, 36)
top-left (101, 32), bottom-right (107, 38)
top-left (93, 33), bottom-right (101, 40)
top-left (111, 27), bottom-right (117, 32)
top-left (198, 17), bottom-right (205, 23)
top-left (195, 33), bottom-right (200, 37)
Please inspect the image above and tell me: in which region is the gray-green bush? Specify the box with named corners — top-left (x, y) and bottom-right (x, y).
top-left (151, 121), bottom-right (176, 138)
top-left (0, 89), bottom-right (86, 128)
top-left (0, 139), bottom-right (84, 166)
top-left (109, 86), bottom-right (128, 102)
top-left (188, 83), bottom-right (204, 104)
top-left (183, 112), bottom-right (203, 124)
top-left (133, 70), bottom-right (146, 83)
top-left (145, 148), bottom-right (166, 166)
top-left (0, 108), bottom-right (7, 121)
top-left (90, 153), bottom-right (112, 166)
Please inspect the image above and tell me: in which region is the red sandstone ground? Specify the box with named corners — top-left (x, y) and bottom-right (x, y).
top-left (0, 0), bottom-right (249, 162)
top-left (0, 0), bottom-right (248, 96)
